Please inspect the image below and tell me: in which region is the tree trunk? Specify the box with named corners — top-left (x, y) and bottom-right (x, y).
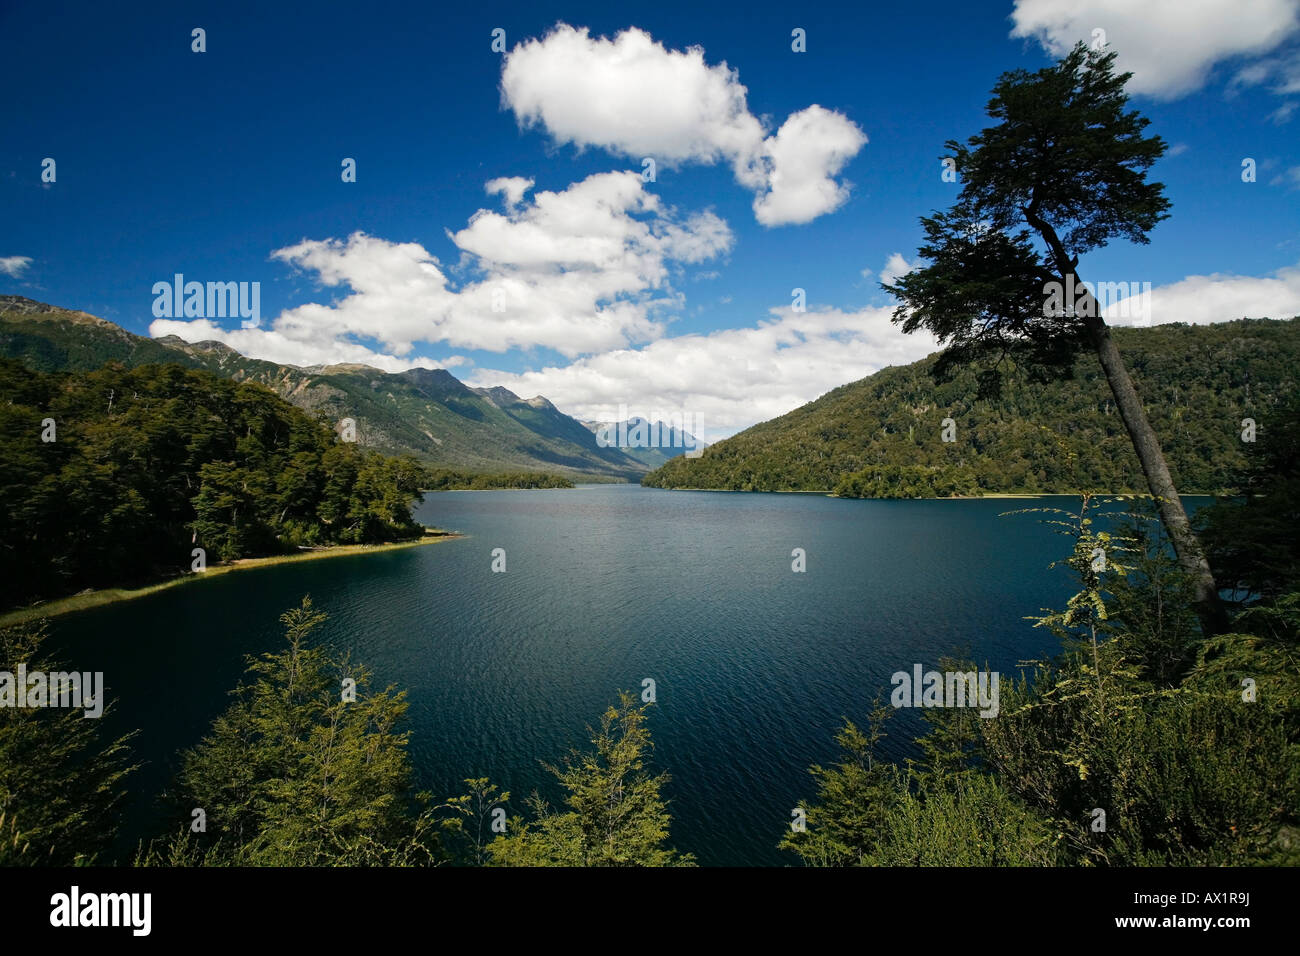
top-left (1023, 208), bottom-right (1228, 635)
top-left (1078, 305), bottom-right (1228, 635)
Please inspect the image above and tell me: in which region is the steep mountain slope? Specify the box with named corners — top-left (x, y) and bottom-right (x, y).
top-left (643, 317), bottom-right (1300, 495)
top-left (0, 296), bottom-right (644, 478)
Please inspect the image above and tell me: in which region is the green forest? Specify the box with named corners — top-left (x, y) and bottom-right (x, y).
top-left (423, 469), bottom-right (575, 490)
top-left (643, 318), bottom-right (1299, 496)
top-left (0, 297), bottom-right (646, 479)
top-left (0, 359), bottom-right (429, 611)
top-left (833, 464), bottom-right (980, 499)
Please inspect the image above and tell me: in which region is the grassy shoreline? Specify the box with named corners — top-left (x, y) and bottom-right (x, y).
top-left (0, 530), bottom-right (463, 628)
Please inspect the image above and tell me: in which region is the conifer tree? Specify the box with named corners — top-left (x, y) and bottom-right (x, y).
top-left (490, 692), bottom-right (693, 866)
top-left (151, 596), bottom-right (439, 866)
top-left (0, 621), bottom-right (137, 865)
top-left (884, 43), bottom-right (1227, 633)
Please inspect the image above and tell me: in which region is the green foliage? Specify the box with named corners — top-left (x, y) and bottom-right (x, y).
top-left (440, 778), bottom-right (511, 866)
top-left (951, 44), bottom-right (1169, 251)
top-left (489, 692), bottom-right (694, 866)
top-left (779, 708), bottom-right (898, 866)
top-left (141, 597), bottom-right (441, 866)
top-left (643, 318), bottom-right (1298, 494)
top-left (1105, 502), bottom-right (1203, 686)
top-left (0, 621), bottom-right (137, 865)
top-left (982, 489), bottom-right (1295, 865)
top-left (981, 638), bottom-right (1297, 865)
top-left (0, 300), bottom-right (645, 479)
top-left (980, 465), bottom-right (1299, 865)
top-left (1200, 394), bottom-right (1300, 602)
top-left (885, 43), bottom-right (1168, 396)
top-left (1013, 494), bottom-right (1139, 704)
top-left (833, 463), bottom-right (979, 499)
top-left (786, 478), bottom-right (1299, 866)
top-left (867, 771), bottom-right (1062, 866)
top-left (423, 469), bottom-right (575, 490)
top-left (0, 359), bottom-right (428, 609)
top-left (781, 706), bottom-right (1060, 866)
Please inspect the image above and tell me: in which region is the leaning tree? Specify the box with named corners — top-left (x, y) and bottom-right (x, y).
top-left (883, 42), bottom-right (1227, 634)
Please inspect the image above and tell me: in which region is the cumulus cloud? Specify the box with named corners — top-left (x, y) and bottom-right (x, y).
top-left (464, 305), bottom-right (941, 440)
top-left (1010, 0), bottom-right (1300, 99)
top-left (148, 315), bottom-right (458, 372)
top-left (485, 176), bottom-right (534, 210)
top-left (879, 253), bottom-right (917, 286)
top-left (861, 253), bottom-right (916, 288)
top-left (468, 258), bottom-right (1300, 440)
top-left (752, 106), bottom-right (867, 226)
top-left (150, 171), bottom-right (732, 363)
top-left (0, 256), bottom-right (33, 278)
top-left (1104, 260), bottom-right (1300, 326)
top-left (500, 24), bottom-right (866, 226)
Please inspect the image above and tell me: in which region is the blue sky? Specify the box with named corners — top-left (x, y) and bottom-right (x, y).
top-left (4, 0), bottom-right (1299, 438)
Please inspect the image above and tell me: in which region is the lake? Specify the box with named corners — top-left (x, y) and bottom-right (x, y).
top-left (45, 485), bottom-right (1197, 866)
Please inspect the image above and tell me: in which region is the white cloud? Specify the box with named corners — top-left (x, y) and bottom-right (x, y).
top-left (485, 176), bottom-right (534, 210)
top-left (1103, 261), bottom-right (1300, 326)
top-left (464, 305), bottom-right (941, 441)
top-left (879, 253), bottom-right (917, 286)
top-left (471, 259), bottom-right (1300, 440)
top-left (148, 316), bottom-right (456, 372)
top-left (1233, 47), bottom-right (1300, 94)
top-left (500, 24), bottom-right (866, 226)
top-left (752, 106), bottom-right (867, 226)
top-left (150, 171), bottom-right (732, 363)
top-left (0, 256), bottom-right (33, 278)
top-left (1011, 0), bottom-right (1300, 99)
top-left (502, 24), bottom-right (764, 175)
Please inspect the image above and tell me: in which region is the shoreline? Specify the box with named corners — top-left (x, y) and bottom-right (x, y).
top-left (0, 530), bottom-right (463, 628)
top-left (644, 487), bottom-right (1220, 500)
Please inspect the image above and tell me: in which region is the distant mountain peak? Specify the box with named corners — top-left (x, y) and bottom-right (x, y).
top-left (158, 336), bottom-right (240, 356)
top-left (0, 295), bottom-right (62, 314)
top-left (0, 295), bottom-right (117, 328)
top-left (474, 385), bottom-right (524, 406)
top-left (306, 362), bottom-right (381, 375)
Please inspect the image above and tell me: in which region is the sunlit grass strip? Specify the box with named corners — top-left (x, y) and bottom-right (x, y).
top-left (0, 530), bottom-right (463, 627)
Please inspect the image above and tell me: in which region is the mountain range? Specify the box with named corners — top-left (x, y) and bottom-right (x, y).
top-left (0, 296), bottom-right (648, 479)
top-left (8, 296), bottom-right (1296, 496)
top-left (579, 418), bottom-right (708, 469)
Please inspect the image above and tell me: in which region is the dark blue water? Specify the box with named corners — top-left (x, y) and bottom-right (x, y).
top-left (44, 487), bottom-right (1196, 866)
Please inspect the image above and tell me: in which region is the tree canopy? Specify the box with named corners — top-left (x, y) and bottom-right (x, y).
top-left (0, 359), bottom-right (428, 610)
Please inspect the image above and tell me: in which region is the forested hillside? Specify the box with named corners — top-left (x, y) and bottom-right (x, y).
top-left (0, 297), bottom-right (645, 478)
top-left (643, 318), bottom-right (1300, 495)
top-left (0, 359), bottom-right (429, 610)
